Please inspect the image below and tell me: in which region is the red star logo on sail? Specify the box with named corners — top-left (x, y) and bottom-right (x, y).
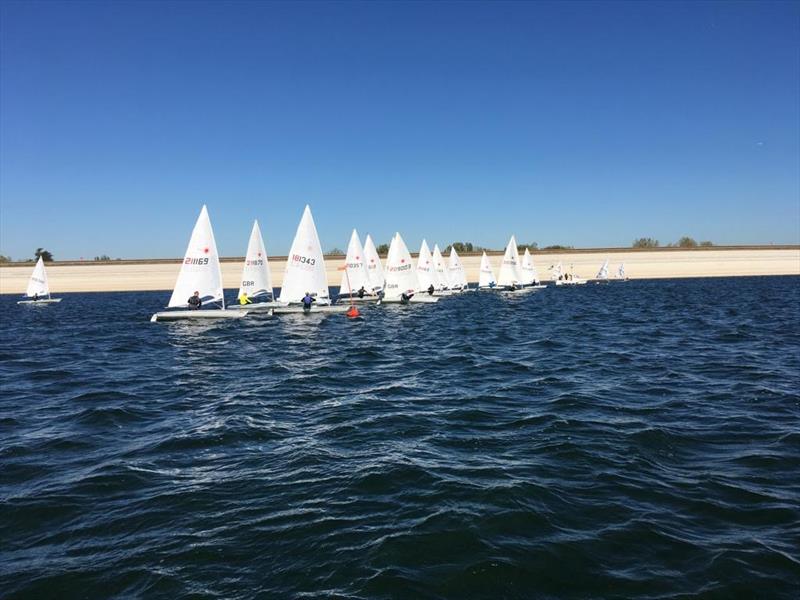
top-left (203, 247), bottom-right (209, 253)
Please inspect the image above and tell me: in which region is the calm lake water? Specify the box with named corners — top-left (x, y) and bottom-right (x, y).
top-left (1, 277), bottom-right (799, 599)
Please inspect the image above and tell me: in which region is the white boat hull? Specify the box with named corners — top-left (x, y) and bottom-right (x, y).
top-left (380, 295), bottom-right (439, 304)
top-left (500, 286), bottom-right (540, 295)
top-left (17, 298), bottom-right (62, 305)
top-left (150, 309), bottom-right (249, 322)
top-left (272, 305), bottom-right (350, 314)
top-left (555, 279), bottom-right (587, 286)
top-left (228, 301), bottom-right (282, 310)
top-left (336, 295), bottom-right (381, 303)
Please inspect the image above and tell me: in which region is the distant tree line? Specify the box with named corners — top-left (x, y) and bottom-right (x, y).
top-left (633, 237), bottom-right (712, 248)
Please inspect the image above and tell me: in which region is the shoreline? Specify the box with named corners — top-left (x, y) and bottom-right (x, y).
top-left (1, 247), bottom-right (798, 294)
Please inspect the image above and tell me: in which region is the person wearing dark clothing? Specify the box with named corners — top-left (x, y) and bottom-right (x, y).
top-left (33, 293), bottom-right (39, 301)
top-left (357, 286), bottom-right (365, 299)
top-left (427, 284), bottom-right (435, 295)
top-left (188, 291), bottom-right (202, 309)
top-left (302, 292), bottom-right (315, 312)
top-left (400, 292), bottom-right (411, 305)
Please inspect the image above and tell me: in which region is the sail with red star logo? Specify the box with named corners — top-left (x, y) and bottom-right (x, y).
top-left (383, 232), bottom-right (418, 300)
top-left (339, 229), bottom-right (371, 296)
top-left (278, 205), bottom-right (330, 304)
top-left (168, 205), bottom-right (225, 308)
top-left (362, 234), bottom-right (385, 292)
top-left (238, 220), bottom-right (274, 301)
top-left (415, 239), bottom-right (436, 292)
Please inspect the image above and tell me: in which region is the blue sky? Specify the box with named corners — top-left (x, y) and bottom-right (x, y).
top-left (1, 0), bottom-right (798, 260)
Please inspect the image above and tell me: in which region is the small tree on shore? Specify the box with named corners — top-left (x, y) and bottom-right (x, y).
top-left (34, 248), bottom-right (54, 262)
top-left (699, 240), bottom-right (713, 247)
top-left (325, 247), bottom-right (344, 256)
top-left (0, 255), bottom-right (10, 263)
top-left (677, 236), bottom-right (698, 248)
top-left (376, 243), bottom-right (389, 255)
top-left (632, 237), bottom-right (659, 248)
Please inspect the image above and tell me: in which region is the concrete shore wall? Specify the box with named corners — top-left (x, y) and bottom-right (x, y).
top-left (1, 247), bottom-right (798, 294)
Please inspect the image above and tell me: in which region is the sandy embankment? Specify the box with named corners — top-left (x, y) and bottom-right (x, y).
top-left (0, 248), bottom-right (798, 294)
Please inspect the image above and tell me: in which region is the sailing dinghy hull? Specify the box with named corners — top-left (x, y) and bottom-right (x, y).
top-left (229, 301), bottom-right (282, 310)
top-left (380, 295), bottom-right (439, 304)
top-left (150, 310), bottom-right (248, 322)
top-left (17, 298), bottom-right (62, 305)
top-left (273, 305), bottom-right (350, 315)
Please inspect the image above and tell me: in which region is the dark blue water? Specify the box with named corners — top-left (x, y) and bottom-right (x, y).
top-left (1, 277), bottom-right (799, 599)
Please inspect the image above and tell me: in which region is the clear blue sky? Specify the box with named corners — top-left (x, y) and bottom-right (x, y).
top-left (1, 0), bottom-right (798, 260)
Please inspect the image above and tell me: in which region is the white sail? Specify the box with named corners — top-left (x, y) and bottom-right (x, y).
top-left (168, 205), bottom-right (225, 308)
top-left (339, 229), bottom-right (371, 295)
top-left (363, 234), bottom-right (385, 291)
top-left (478, 252), bottom-right (497, 288)
top-left (415, 240), bottom-right (437, 291)
top-left (551, 262), bottom-right (564, 280)
top-left (596, 258), bottom-right (609, 280)
top-left (520, 248), bottom-right (540, 285)
top-left (448, 247), bottom-right (467, 289)
top-left (278, 205), bottom-right (330, 304)
top-left (25, 257), bottom-right (50, 297)
top-left (432, 244), bottom-right (450, 289)
top-left (383, 233), bottom-right (417, 299)
top-left (618, 263), bottom-right (626, 279)
top-left (497, 235), bottom-right (523, 287)
top-left (238, 220), bottom-right (273, 300)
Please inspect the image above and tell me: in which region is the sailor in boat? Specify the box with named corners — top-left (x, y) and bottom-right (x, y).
top-left (33, 293), bottom-right (39, 301)
top-left (188, 291), bottom-right (202, 310)
top-left (357, 286), bottom-right (366, 299)
top-left (400, 291), bottom-right (413, 305)
top-left (427, 284), bottom-right (435, 296)
top-left (302, 292), bottom-right (316, 312)
top-left (238, 291), bottom-right (252, 305)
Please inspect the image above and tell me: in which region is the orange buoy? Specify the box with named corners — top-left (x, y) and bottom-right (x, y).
top-left (346, 306), bottom-right (360, 318)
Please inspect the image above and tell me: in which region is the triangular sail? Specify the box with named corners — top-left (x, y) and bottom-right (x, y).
top-left (415, 240), bottom-right (436, 291)
top-left (238, 220), bottom-right (273, 300)
top-left (432, 244), bottom-right (450, 289)
top-left (363, 234), bottom-right (385, 292)
top-left (339, 229), bottom-right (371, 295)
top-left (497, 235), bottom-right (522, 286)
top-left (26, 257), bottom-right (50, 298)
top-left (521, 248), bottom-right (538, 285)
top-left (596, 258), bottom-right (609, 280)
top-left (448, 247), bottom-right (467, 289)
top-left (168, 205), bottom-right (225, 308)
top-left (278, 205), bottom-right (330, 304)
top-left (384, 233), bottom-right (417, 299)
top-left (478, 252), bottom-right (496, 288)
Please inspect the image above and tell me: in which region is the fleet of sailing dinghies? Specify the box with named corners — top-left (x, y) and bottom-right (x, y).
top-left (278, 205), bottom-right (331, 306)
top-left (362, 234), bottom-right (385, 293)
top-left (338, 229), bottom-right (375, 302)
top-left (478, 251), bottom-right (497, 289)
top-left (151, 205), bottom-right (246, 322)
top-left (77, 202), bottom-right (642, 323)
top-left (17, 257), bottom-right (62, 304)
